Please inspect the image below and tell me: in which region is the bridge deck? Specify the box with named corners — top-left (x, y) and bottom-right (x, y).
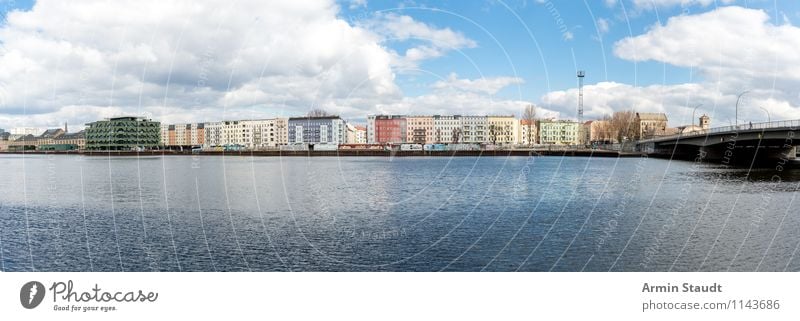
top-left (637, 119), bottom-right (800, 145)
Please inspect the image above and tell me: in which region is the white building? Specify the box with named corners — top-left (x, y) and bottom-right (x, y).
top-left (203, 118), bottom-right (288, 149)
top-left (460, 116), bottom-right (487, 144)
top-left (433, 115), bottom-right (461, 143)
top-left (243, 118), bottom-right (288, 148)
top-left (366, 115), bottom-right (376, 144)
top-left (204, 120), bottom-right (250, 147)
top-left (518, 119), bottom-right (537, 145)
top-left (9, 127), bottom-right (45, 136)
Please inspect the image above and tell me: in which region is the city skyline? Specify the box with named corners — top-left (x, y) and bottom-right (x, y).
top-left (0, 1), bottom-right (798, 135)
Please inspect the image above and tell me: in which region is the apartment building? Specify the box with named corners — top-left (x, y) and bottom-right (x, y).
top-left (488, 116), bottom-right (518, 145)
top-left (538, 120), bottom-right (581, 145)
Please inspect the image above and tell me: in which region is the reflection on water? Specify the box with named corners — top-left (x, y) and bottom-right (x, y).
top-left (0, 154), bottom-right (799, 271)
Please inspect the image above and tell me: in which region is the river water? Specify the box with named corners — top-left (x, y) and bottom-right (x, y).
top-left (0, 154), bottom-right (799, 271)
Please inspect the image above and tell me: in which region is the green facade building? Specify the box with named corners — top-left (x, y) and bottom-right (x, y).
top-left (85, 116), bottom-right (161, 150)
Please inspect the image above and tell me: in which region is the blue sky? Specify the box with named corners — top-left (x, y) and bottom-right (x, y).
top-left (0, 0), bottom-right (798, 129)
top-left (342, 0), bottom-right (800, 111)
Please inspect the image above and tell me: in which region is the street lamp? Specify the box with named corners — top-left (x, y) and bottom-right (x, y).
top-left (691, 103), bottom-right (703, 126)
top-left (735, 90), bottom-right (750, 127)
top-left (759, 106), bottom-right (770, 123)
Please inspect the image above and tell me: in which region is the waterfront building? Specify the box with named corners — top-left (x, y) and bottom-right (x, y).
top-left (460, 115), bottom-right (487, 144)
top-left (345, 123), bottom-right (368, 144)
top-left (203, 120), bottom-right (249, 147)
top-left (203, 121), bottom-right (223, 147)
top-left (288, 116), bottom-right (345, 144)
top-left (161, 123), bottom-right (205, 147)
top-left (9, 127), bottom-right (45, 136)
top-left (39, 130), bottom-right (85, 151)
top-left (433, 115), bottom-right (461, 143)
top-left (634, 112), bottom-right (668, 139)
top-left (372, 115), bottom-right (406, 144)
top-left (33, 128), bottom-right (66, 148)
top-left (679, 114), bottom-right (711, 134)
top-left (85, 116), bottom-right (161, 150)
top-left (275, 118), bottom-right (289, 145)
top-left (345, 123), bottom-right (357, 144)
top-left (488, 116), bottom-right (518, 145)
top-left (244, 118), bottom-right (286, 148)
top-left (405, 116), bottom-right (434, 144)
top-left (7, 134), bottom-right (37, 151)
top-left (52, 130), bottom-right (86, 150)
top-left (538, 120), bottom-right (581, 145)
top-left (160, 124), bottom-right (170, 145)
top-left (354, 125), bottom-right (367, 144)
top-left (518, 119), bottom-right (537, 145)
top-left (585, 120), bottom-right (616, 144)
top-left (0, 132), bottom-right (10, 151)
top-left (367, 115), bottom-right (376, 144)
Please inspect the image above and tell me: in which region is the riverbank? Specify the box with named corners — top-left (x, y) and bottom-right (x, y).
top-left (0, 149), bottom-right (645, 157)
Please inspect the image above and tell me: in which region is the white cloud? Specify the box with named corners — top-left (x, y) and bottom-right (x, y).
top-left (597, 17), bottom-right (610, 34)
top-left (559, 6), bottom-right (800, 126)
top-left (632, 0), bottom-right (735, 10)
top-left (375, 91), bottom-right (558, 120)
top-left (615, 6), bottom-right (800, 82)
top-left (0, 0), bottom-right (401, 128)
top-left (348, 0), bottom-right (367, 10)
top-left (358, 12), bottom-right (477, 70)
top-left (0, 1), bottom-right (499, 128)
top-left (431, 73), bottom-right (524, 95)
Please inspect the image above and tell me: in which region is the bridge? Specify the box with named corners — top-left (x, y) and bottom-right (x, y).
top-left (635, 120), bottom-right (799, 164)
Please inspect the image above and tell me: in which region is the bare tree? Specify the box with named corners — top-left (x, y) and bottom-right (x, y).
top-left (610, 110), bottom-right (637, 144)
top-left (522, 104), bottom-right (537, 145)
top-left (307, 108), bottom-right (331, 117)
top-left (451, 128), bottom-right (462, 144)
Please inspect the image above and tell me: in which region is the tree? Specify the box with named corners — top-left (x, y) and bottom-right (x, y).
top-left (451, 128), bottom-right (462, 144)
top-left (610, 110), bottom-right (637, 144)
top-left (522, 104), bottom-right (537, 145)
top-left (307, 108), bottom-right (331, 117)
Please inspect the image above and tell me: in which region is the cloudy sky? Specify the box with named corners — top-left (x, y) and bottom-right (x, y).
top-left (0, 0), bottom-right (798, 129)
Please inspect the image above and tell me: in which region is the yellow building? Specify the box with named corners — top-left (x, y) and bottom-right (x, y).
top-left (488, 116), bottom-right (518, 145)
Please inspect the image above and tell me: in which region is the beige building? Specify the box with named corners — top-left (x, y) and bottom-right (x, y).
top-left (406, 116), bottom-right (434, 144)
top-left (518, 119), bottom-right (537, 145)
top-left (538, 120), bottom-right (581, 145)
top-left (680, 114), bottom-right (711, 134)
top-left (203, 118), bottom-right (288, 149)
top-left (584, 120), bottom-right (616, 144)
top-left (488, 116), bottom-right (518, 145)
top-left (635, 112), bottom-right (668, 139)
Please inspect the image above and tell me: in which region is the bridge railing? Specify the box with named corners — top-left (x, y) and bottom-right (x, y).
top-left (637, 119), bottom-right (800, 144)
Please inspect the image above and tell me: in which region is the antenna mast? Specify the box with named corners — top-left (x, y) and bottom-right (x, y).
top-left (577, 70), bottom-right (585, 124)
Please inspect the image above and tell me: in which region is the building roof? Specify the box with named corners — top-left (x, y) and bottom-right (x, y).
top-left (636, 112), bottom-right (668, 121)
top-left (289, 116), bottom-right (342, 120)
top-left (40, 128), bottom-right (65, 138)
top-left (15, 134), bottom-right (37, 142)
top-left (56, 130), bottom-right (85, 140)
top-left (355, 125), bottom-right (367, 131)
